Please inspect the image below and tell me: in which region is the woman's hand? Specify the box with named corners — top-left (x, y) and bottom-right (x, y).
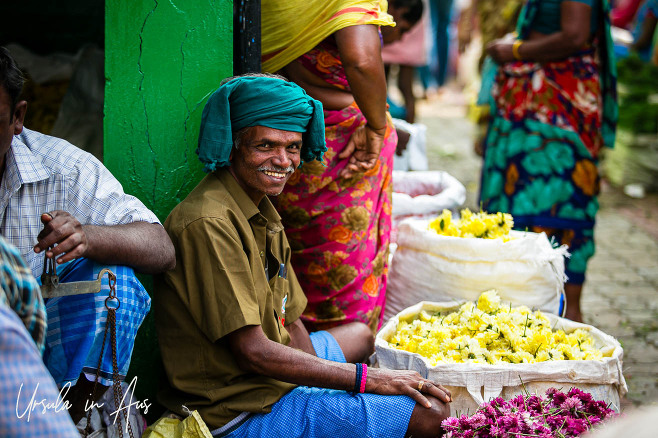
top-left (366, 368), bottom-right (452, 408)
top-left (486, 39), bottom-right (515, 64)
top-left (338, 124), bottom-right (386, 179)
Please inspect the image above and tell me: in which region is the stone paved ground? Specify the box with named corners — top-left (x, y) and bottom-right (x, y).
top-left (414, 88), bottom-right (658, 409)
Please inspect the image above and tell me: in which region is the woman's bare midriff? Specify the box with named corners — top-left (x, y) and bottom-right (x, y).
top-left (281, 61), bottom-right (355, 111)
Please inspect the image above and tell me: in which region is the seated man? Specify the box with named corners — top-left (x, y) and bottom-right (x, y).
top-left (0, 234), bottom-right (79, 437)
top-left (0, 46), bottom-right (176, 422)
top-left (154, 75), bottom-right (451, 438)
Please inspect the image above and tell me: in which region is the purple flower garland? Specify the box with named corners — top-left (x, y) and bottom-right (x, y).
top-left (441, 387), bottom-right (617, 438)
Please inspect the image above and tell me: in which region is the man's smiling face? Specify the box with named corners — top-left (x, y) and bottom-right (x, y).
top-left (229, 125), bottom-right (303, 204)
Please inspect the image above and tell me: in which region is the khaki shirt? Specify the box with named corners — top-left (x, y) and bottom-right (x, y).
top-left (154, 169), bottom-right (307, 429)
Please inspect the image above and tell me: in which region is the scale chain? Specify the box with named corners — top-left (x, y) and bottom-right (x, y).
top-left (83, 272), bottom-right (135, 438)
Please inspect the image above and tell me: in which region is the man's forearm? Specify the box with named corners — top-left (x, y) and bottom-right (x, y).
top-left (82, 222), bottom-right (175, 274)
top-left (239, 331), bottom-right (356, 390)
top-left (229, 325), bottom-right (449, 406)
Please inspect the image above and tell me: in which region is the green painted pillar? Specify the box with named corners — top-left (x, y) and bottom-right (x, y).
top-left (104, 0), bottom-right (232, 408)
top-left (105, 0), bottom-right (233, 220)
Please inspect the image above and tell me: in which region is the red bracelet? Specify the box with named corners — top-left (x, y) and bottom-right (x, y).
top-left (359, 363), bottom-right (368, 393)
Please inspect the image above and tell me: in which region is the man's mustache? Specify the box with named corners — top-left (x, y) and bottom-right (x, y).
top-left (258, 166), bottom-right (295, 173)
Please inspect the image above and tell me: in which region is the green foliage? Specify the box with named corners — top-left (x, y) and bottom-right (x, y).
top-left (616, 55), bottom-right (658, 134)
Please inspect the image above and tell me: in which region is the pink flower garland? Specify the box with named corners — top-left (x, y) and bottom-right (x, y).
top-left (441, 387), bottom-right (617, 438)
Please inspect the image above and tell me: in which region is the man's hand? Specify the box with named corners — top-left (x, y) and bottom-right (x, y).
top-left (33, 212), bottom-right (174, 273)
top-left (338, 124), bottom-right (386, 179)
top-left (366, 368), bottom-right (452, 408)
top-left (34, 211), bottom-right (89, 264)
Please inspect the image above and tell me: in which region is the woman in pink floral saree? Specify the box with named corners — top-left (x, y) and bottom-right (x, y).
top-left (262, 0), bottom-right (401, 331)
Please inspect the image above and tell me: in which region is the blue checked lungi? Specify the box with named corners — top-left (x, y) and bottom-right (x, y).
top-left (42, 258), bottom-right (150, 386)
top-left (212, 331), bottom-right (416, 438)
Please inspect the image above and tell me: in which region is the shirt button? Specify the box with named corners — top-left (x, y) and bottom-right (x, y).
top-left (259, 251), bottom-right (264, 257)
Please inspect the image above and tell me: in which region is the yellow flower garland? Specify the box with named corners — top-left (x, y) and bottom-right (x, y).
top-left (428, 209), bottom-right (514, 240)
top-left (388, 291), bottom-right (607, 365)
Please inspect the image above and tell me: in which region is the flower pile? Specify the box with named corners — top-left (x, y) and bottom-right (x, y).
top-left (442, 387), bottom-right (616, 438)
top-left (388, 291), bottom-right (608, 365)
top-left (428, 209), bottom-right (514, 240)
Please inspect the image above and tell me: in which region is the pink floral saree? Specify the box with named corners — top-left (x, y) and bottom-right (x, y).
top-left (274, 39), bottom-right (396, 332)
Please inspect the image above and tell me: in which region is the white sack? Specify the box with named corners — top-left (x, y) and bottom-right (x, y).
top-left (384, 219), bottom-right (567, 320)
top-left (51, 45), bottom-right (104, 161)
top-left (376, 301), bottom-right (627, 415)
top-left (6, 43), bottom-right (78, 84)
top-left (392, 170), bottom-right (466, 218)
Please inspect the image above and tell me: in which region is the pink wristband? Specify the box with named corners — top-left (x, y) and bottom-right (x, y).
top-left (359, 364), bottom-right (368, 393)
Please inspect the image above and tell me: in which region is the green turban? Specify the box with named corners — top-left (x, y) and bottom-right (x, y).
top-left (196, 76), bottom-right (326, 172)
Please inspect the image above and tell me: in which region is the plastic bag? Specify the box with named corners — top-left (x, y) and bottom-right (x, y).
top-left (143, 410), bottom-right (213, 438)
top-left (392, 119), bottom-right (429, 171)
top-left (75, 380), bottom-right (147, 438)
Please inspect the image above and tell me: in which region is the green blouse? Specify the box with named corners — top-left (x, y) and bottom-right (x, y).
top-left (531, 0), bottom-right (599, 35)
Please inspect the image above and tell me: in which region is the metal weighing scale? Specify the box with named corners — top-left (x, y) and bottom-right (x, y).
top-left (40, 250), bottom-right (116, 299)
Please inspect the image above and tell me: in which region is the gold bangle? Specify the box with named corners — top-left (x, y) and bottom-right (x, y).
top-left (512, 40), bottom-right (524, 61)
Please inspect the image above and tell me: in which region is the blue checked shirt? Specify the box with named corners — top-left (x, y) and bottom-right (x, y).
top-left (0, 304), bottom-right (79, 437)
top-left (0, 236), bottom-right (47, 353)
top-left (0, 128), bottom-right (160, 277)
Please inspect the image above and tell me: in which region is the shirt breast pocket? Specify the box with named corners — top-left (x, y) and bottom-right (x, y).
top-left (269, 274), bottom-right (289, 329)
